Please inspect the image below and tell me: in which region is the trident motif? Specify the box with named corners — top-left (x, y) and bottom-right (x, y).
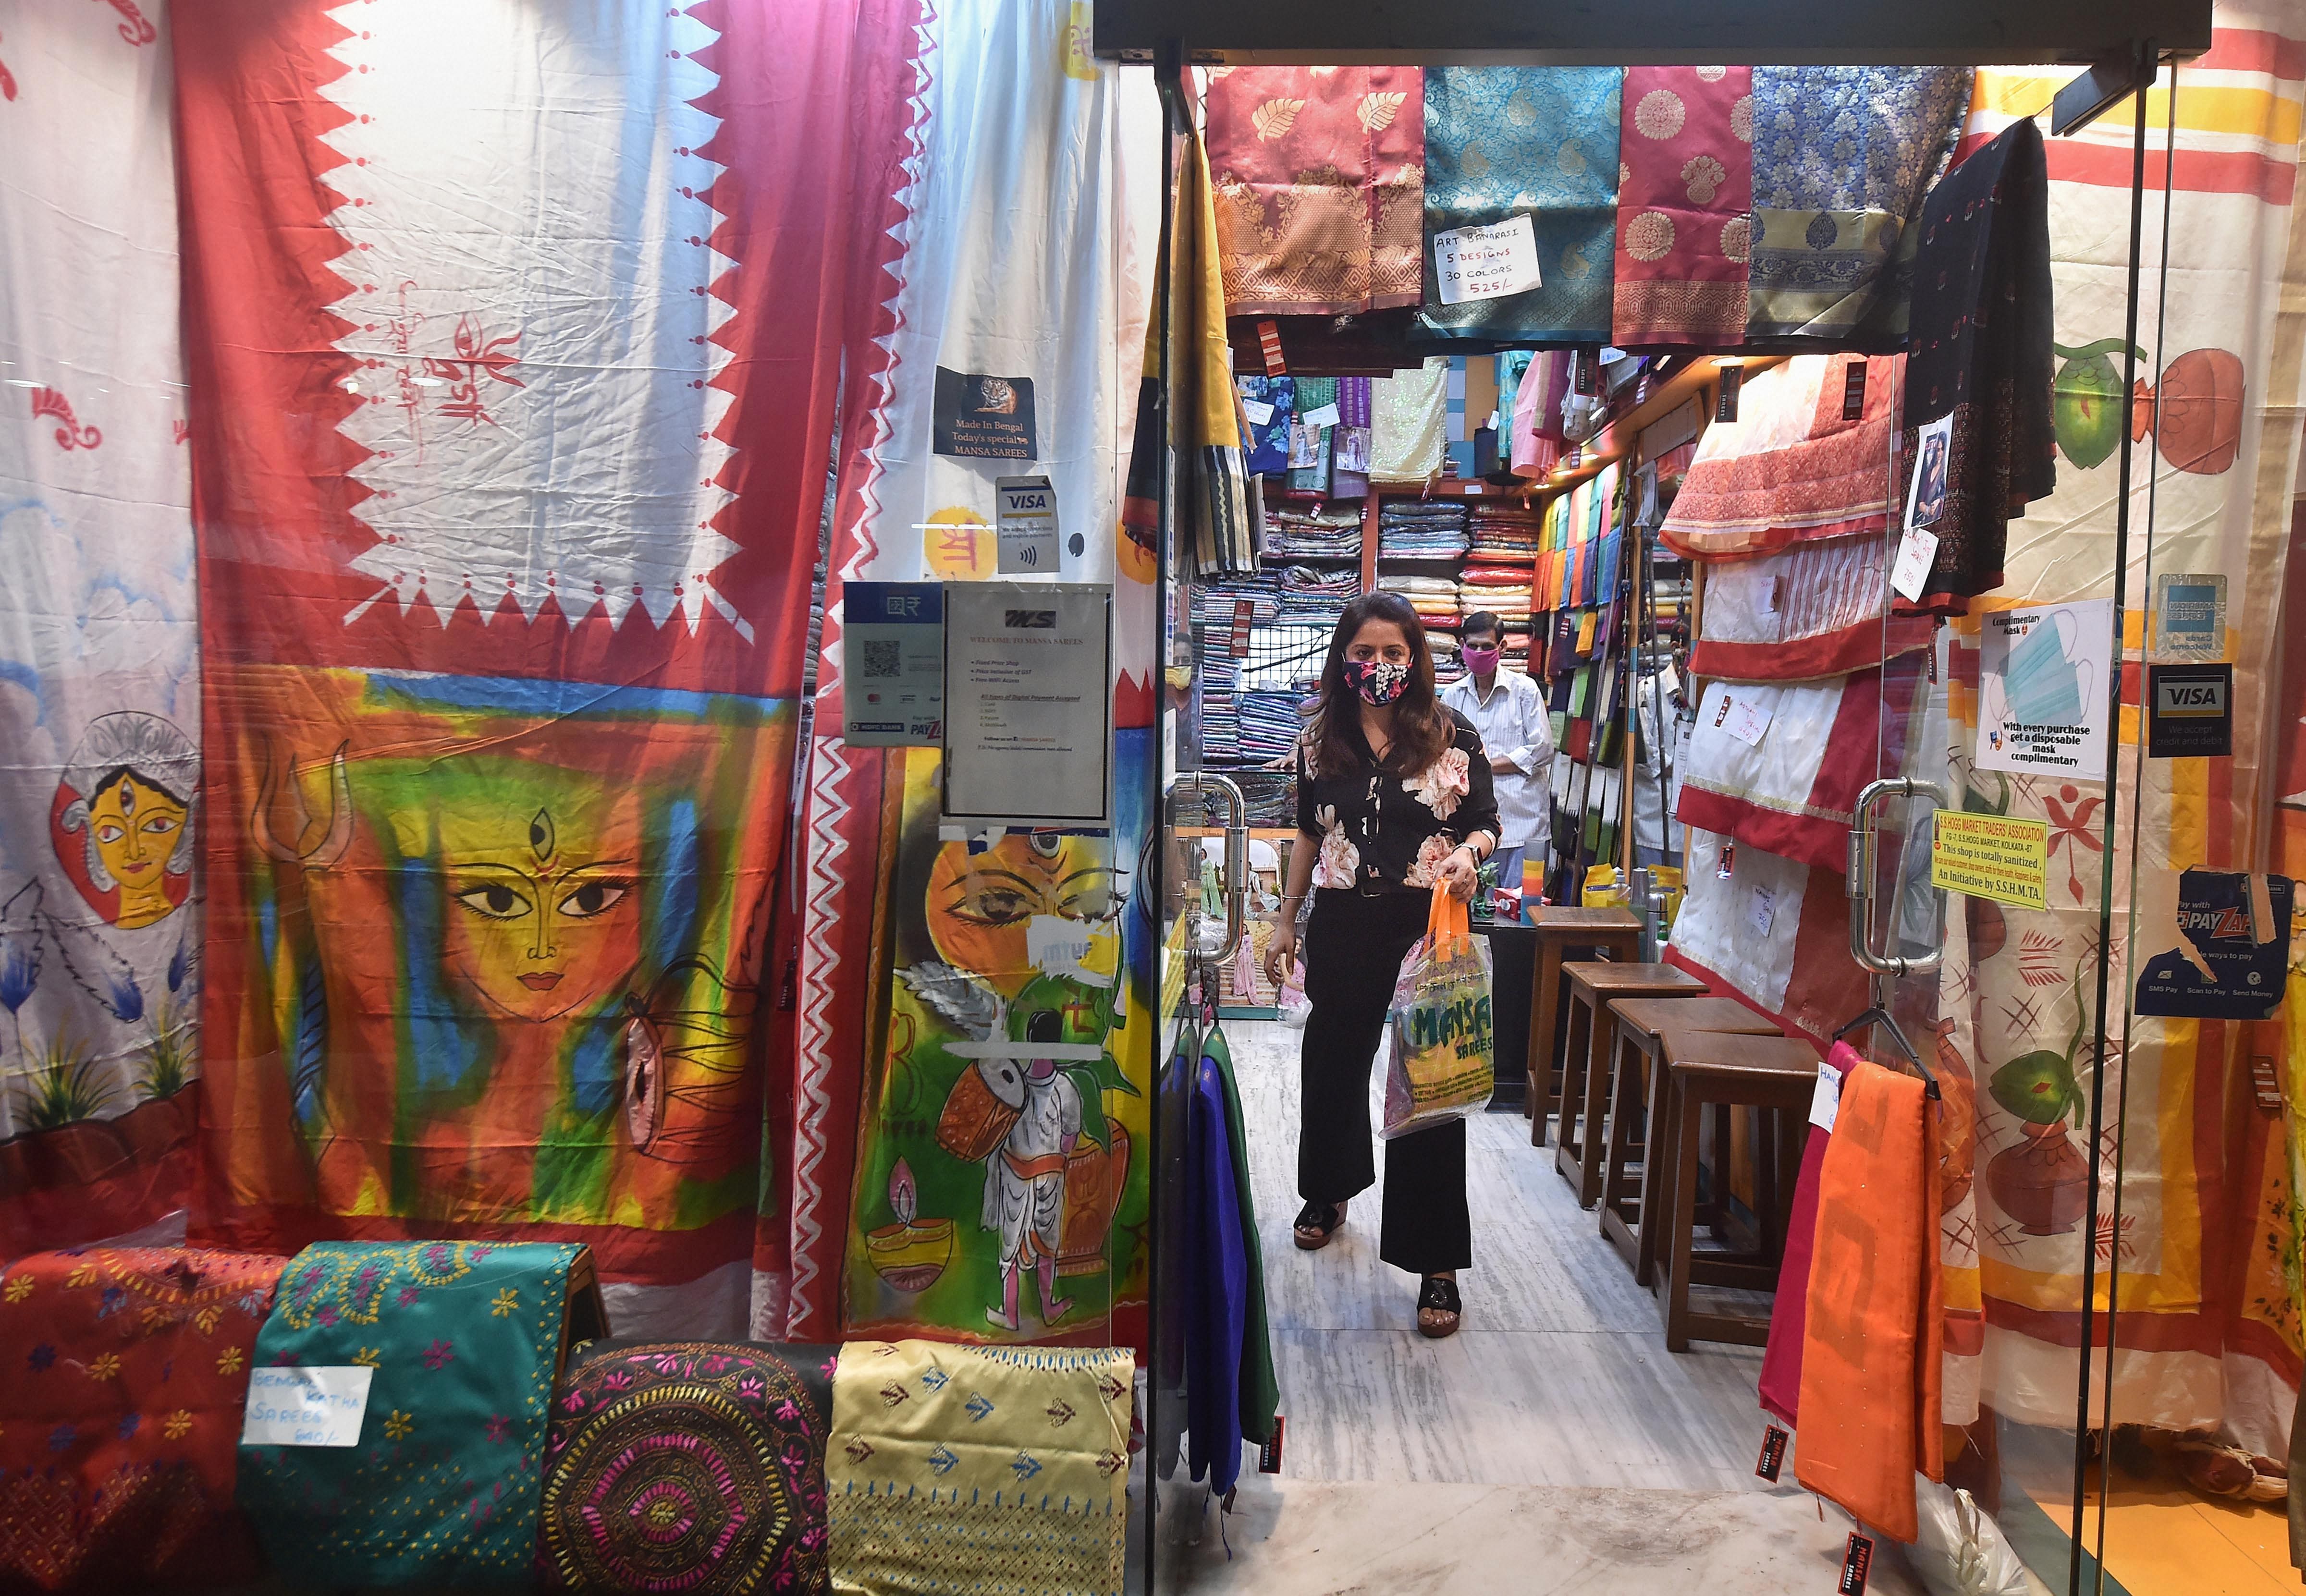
top-left (249, 743), bottom-right (356, 869)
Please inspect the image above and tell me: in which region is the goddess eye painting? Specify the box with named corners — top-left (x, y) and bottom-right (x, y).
top-left (54, 712), bottom-right (199, 931)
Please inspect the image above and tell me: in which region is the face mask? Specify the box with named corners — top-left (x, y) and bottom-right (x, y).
top-left (1343, 658), bottom-right (1410, 706)
top-left (1462, 645), bottom-right (1501, 673)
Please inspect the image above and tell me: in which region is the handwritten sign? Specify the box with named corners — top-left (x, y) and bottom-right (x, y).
top-left (1930, 811), bottom-right (2049, 912)
top-left (1434, 216), bottom-right (1542, 306)
top-left (241, 1365), bottom-right (374, 1448)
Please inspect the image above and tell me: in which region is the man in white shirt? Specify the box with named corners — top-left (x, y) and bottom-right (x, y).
top-left (1439, 610), bottom-right (1556, 896)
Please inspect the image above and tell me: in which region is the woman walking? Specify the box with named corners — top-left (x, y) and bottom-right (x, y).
top-left (1262, 593), bottom-right (1498, 1338)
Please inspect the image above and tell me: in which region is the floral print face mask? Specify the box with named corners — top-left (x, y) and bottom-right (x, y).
top-left (1343, 658), bottom-right (1410, 706)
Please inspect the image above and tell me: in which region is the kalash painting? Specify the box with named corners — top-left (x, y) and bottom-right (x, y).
top-left (841, 730), bottom-right (1153, 1345)
top-left (199, 665), bottom-right (787, 1258)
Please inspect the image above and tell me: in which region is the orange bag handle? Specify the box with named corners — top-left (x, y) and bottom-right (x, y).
top-left (1427, 880), bottom-right (1470, 941)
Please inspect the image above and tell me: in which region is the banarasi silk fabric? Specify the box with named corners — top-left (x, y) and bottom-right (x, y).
top-left (1933, 17), bottom-right (2306, 1461)
top-left (1897, 118), bottom-right (2056, 613)
top-left (1794, 1059), bottom-right (1945, 1546)
top-left (0, 0), bottom-right (200, 1252)
top-left (169, 0), bottom-right (881, 1338)
top-left (803, 1), bottom-right (1160, 1351)
top-left (537, 1340), bottom-right (836, 1596)
top-left (1369, 360), bottom-right (1450, 484)
top-left (1416, 69), bottom-right (1623, 348)
top-left (1612, 67), bottom-right (1755, 348)
top-left (1658, 355), bottom-right (1902, 560)
top-left (1203, 66), bottom-right (1425, 316)
top-left (826, 1340), bottom-right (1133, 1596)
top-left (1746, 67), bottom-right (1972, 345)
top-left (239, 1240), bottom-right (601, 1587)
top-left (0, 1246), bottom-right (285, 1591)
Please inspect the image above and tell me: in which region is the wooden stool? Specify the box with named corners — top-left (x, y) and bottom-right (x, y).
top-left (1554, 962), bottom-right (1704, 1205)
top-left (1522, 906), bottom-right (1643, 1138)
top-left (1597, 997), bottom-right (1780, 1280)
top-left (1652, 1033), bottom-right (1822, 1351)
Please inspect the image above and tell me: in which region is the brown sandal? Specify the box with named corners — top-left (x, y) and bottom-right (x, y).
top-left (1416, 1275), bottom-right (1461, 1339)
top-left (1293, 1200), bottom-right (1345, 1250)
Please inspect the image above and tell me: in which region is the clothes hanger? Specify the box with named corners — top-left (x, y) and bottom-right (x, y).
top-left (1830, 1006), bottom-right (1941, 1100)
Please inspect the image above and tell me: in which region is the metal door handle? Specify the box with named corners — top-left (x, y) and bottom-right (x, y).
top-left (1846, 777), bottom-right (1950, 978)
top-left (1168, 773), bottom-right (1249, 962)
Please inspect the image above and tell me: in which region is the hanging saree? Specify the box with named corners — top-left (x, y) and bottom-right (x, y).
top-left (1897, 119), bottom-right (2056, 613)
top-left (826, 1340), bottom-right (1133, 1596)
top-left (538, 1340), bottom-right (836, 1596)
top-left (1369, 361), bottom-right (1449, 484)
top-left (1203, 67), bottom-right (1425, 316)
top-left (1331, 378), bottom-right (1375, 499)
top-left (1416, 69), bottom-right (1623, 348)
top-left (1746, 67), bottom-right (1973, 344)
top-left (1657, 355), bottom-right (1903, 560)
top-left (1665, 829), bottom-right (1868, 1049)
top-left (0, 1247), bottom-right (287, 1591)
top-left (1287, 377), bottom-right (1340, 500)
top-left (239, 1241), bottom-right (604, 1588)
top-left (1236, 376), bottom-right (1296, 477)
top-left (1689, 535), bottom-right (1933, 682)
top-left (1612, 67), bottom-right (1755, 348)
top-left (1795, 1058), bottom-right (1945, 1545)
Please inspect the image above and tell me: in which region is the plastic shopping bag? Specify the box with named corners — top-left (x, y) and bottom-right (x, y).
top-left (1906, 1479), bottom-right (2029, 1596)
top-left (1276, 959), bottom-right (1311, 1029)
top-left (1382, 885), bottom-right (1495, 1138)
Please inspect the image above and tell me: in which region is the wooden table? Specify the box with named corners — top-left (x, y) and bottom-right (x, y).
top-left (1522, 907), bottom-right (1643, 1138)
top-left (1597, 997), bottom-right (1781, 1283)
top-left (1651, 1032), bottom-right (1822, 1351)
top-left (1554, 961), bottom-right (1705, 1204)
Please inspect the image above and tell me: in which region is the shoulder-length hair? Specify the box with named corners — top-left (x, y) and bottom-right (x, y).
top-left (1307, 591), bottom-right (1455, 778)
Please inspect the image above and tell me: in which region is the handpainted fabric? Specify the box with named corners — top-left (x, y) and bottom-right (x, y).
top-left (1930, 18), bottom-right (2306, 1459)
top-left (1676, 674), bottom-right (1897, 875)
top-left (1368, 361), bottom-right (1449, 483)
top-left (239, 1240), bottom-right (602, 1588)
top-left (1795, 1058), bottom-right (1944, 1545)
top-left (1204, 66), bottom-right (1425, 316)
top-left (538, 1339), bottom-right (835, 1596)
top-left (1747, 67), bottom-right (1972, 344)
top-left (1689, 535), bottom-right (1932, 682)
top-left (0, 1247), bottom-right (286, 1591)
top-left (1416, 69), bottom-right (1623, 348)
top-left (0, 0), bottom-right (199, 1252)
top-left (796, 0), bottom-right (1159, 1344)
top-left (1664, 829), bottom-right (1867, 1049)
top-left (1612, 67), bottom-right (1755, 347)
top-left (172, 0), bottom-right (846, 1331)
top-left (1897, 118), bottom-right (2055, 612)
top-left (1657, 355), bottom-right (1903, 560)
top-left (826, 1340), bottom-right (1133, 1596)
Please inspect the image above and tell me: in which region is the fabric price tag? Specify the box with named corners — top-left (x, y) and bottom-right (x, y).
top-left (1240, 397), bottom-right (1276, 427)
top-left (1257, 318), bottom-right (1286, 376)
top-left (1716, 691), bottom-right (1773, 747)
top-left (1810, 1055), bottom-right (1844, 1133)
top-left (242, 1365), bottom-right (374, 1448)
top-left (994, 475), bottom-right (1059, 574)
top-left (1889, 526), bottom-right (1938, 603)
top-left (1839, 1531), bottom-right (1875, 1595)
top-left (1841, 359), bottom-right (1868, 421)
top-left (1299, 401), bottom-right (1341, 431)
top-left (1755, 1425), bottom-right (1789, 1482)
top-left (1745, 883), bottom-right (1778, 939)
top-left (1258, 1414), bottom-right (1286, 1474)
top-left (1433, 215), bottom-right (1542, 305)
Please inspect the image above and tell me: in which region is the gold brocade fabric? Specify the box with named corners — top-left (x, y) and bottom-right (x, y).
top-left (827, 1340), bottom-right (1133, 1596)
top-left (1368, 358), bottom-right (1448, 484)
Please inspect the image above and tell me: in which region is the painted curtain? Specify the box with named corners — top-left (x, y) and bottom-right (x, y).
top-left (1932, 16), bottom-right (2306, 1456)
top-left (172, 0), bottom-right (898, 1335)
top-left (0, 0), bottom-right (199, 1255)
top-left (788, 0), bottom-right (1162, 1346)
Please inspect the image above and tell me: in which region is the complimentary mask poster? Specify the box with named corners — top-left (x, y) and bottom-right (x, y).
top-left (841, 731), bottom-right (1153, 1345)
top-left (1976, 599), bottom-right (2115, 782)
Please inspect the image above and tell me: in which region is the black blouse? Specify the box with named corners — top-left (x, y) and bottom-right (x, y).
top-left (1294, 709), bottom-right (1502, 896)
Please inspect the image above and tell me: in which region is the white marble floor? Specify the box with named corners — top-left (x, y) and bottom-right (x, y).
top-left (1158, 1021), bottom-right (1934, 1596)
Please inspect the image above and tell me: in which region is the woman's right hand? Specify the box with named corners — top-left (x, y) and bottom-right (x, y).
top-left (1263, 920), bottom-right (1300, 987)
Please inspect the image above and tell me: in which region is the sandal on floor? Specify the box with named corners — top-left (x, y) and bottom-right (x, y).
top-left (1416, 1275), bottom-right (1462, 1339)
top-left (1293, 1200), bottom-right (1345, 1251)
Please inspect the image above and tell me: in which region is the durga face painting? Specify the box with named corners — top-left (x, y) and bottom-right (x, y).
top-left (54, 712), bottom-right (199, 930)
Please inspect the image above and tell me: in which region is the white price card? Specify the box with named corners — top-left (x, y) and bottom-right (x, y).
top-left (241, 1365), bottom-right (374, 1448)
top-left (1299, 401), bottom-right (1341, 431)
top-left (1240, 398), bottom-right (1276, 427)
top-left (1745, 883), bottom-right (1779, 938)
top-left (1717, 691), bottom-right (1774, 748)
top-left (1433, 215), bottom-right (1542, 306)
top-left (995, 475), bottom-right (1059, 575)
top-left (1810, 1057), bottom-right (1844, 1133)
top-left (1890, 526), bottom-right (1938, 603)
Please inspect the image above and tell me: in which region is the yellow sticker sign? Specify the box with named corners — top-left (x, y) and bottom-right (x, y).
top-left (922, 507), bottom-right (996, 581)
top-left (1931, 811), bottom-right (2050, 912)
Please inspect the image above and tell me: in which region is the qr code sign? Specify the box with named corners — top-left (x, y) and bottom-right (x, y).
top-left (861, 640), bottom-right (902, 679)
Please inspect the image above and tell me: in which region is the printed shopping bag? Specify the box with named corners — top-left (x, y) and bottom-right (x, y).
top-left (1382, 885), bottom-right (1496, 1137)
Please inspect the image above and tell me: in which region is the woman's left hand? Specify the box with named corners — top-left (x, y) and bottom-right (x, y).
top-left (1438, 847), bottom-right (1481, 902)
